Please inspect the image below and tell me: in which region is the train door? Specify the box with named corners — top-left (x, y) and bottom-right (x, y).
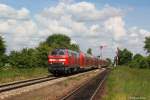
top-left (71, 52), bottom-right (75, 66)
top-left (68, 50), bottom-right (72, 66)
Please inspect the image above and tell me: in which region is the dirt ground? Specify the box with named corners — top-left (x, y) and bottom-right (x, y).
top-left (4, 69), bottom-right (104, 100)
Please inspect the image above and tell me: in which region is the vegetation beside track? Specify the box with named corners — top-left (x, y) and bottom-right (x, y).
top-left (103, 66), bottom-right (150, 100)
top-left (0, 67), bottom-right (48, 84)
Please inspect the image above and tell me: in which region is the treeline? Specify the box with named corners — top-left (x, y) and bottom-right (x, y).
top-left (0, 34), bottom-right (79, 68)
top-left (117, 37), bottom-right (150, 69)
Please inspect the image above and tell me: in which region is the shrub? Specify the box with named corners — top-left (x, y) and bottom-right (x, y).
top-left (138, 57), bottom-right (149, 68)
top-left (129, 54), bottom-right (149, 69)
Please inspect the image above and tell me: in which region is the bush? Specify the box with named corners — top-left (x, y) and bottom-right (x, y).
top-left (129, 54), bottom-right (149, 68)
top-left (8, 49), bottom-right (39, 68)
top-left (118, 48), bottom-right (133, 65)
top-left (0, 55), bottom-right (8, 67)
top-left (146, 56), bottom-right (150, 68)
top-left (138, 57), bottom-right (149, 68)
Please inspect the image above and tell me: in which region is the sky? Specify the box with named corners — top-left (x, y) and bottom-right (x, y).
top-left (0, 0), bottom-right (150, 58)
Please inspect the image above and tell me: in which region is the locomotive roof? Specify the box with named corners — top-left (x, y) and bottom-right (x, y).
top-left (53, 48), bottom-right (79, 54)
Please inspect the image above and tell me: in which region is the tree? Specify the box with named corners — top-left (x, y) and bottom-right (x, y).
top-left (129, 53), bottom-right (149, 68)
top-left (133, 53), bottom-right (143, 60)
top-left (118, 48), bottom-right (133, 65)
top-left (0, 36), bottom-right (5, 55)
top-left (0, 36), bottom-right (6, 67)
top-left (46, 34), bottom-right (71, 48)
top-left (129, 54), bottom-right (143, 68)
top-left (36, 42), bottom-right (52, 67)
top-left (8, 51), bottom-right (21, 68)
top-left (146, 56), bottom-right (150, 68)
top-left (45, 34), bottom-right (80, 51)
top-left (138, 57), bottom-right (149, 68)
top-left (106, 58), bottom-right (112, 66)
top-left (70, 44), bottom-right (80, 52)
top-left (8, 48), bottom-right (39, 68)
top-left (144, 37), bottom-right (150, 55)
top-left (87, 48), bottom-right (92, 55)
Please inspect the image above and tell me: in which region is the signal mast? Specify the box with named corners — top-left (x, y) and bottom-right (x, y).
top-left (99, 45), bottom-right (107, 59)
top-left (114, 47), bottom-right (119, 67)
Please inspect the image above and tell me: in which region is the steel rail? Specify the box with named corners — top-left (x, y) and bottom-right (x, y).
top-left (60, 69), bottom-right (108, 100)
top-left (0, 76), bottom-right (57, 93)
top-left (0, 75), bottom-right (53, 87)
top-left (90, 73), bottom-right (107, 100)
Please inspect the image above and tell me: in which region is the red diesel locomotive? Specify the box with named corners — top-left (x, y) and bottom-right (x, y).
top-left (48, 48), bottom-right (107, 75)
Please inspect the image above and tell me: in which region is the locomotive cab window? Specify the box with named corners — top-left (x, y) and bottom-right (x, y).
top-left (51, 49), bottom-right (65, 55)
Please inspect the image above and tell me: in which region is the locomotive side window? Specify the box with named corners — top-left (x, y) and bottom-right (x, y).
top-left (68, 50), bottom-right (72, 56)
top-left (51, 51), bottom-right (57, 55)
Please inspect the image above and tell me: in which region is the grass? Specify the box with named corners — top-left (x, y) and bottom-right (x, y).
top-left (103, 66), bottom-right (150, 100)
top-left (0, 67), bottom-right (49, 84)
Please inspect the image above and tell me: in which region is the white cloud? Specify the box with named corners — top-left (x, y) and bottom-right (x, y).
top-left (139, 29), bottom-right (150, 37)
top-left (0, 4), bottom-right (38, 52)
top-left (0, 4), bottom-right (30, 20)
top-left (104, 16), bottom-right (126, 40)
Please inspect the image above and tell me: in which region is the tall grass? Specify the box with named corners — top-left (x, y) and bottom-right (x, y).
top-left (0, 67), bottom-right (49, 84)
top-left (103, 66), bottom-right (150, 100)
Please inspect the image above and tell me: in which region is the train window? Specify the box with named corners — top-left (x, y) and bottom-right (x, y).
top-left (68, 50), bottom-right (72, 56)
top-left (51, 49), bottom-right (65, 55)
top-left (51, 51), bottom-right (57, 55)
top-left (59, 50), bottom-right (64, 55)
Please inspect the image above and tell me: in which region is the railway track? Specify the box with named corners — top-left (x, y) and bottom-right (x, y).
top-left (0, 75), bottom-right (57, 93)
top-left (61, 69), bottom-right (109, 100)
top-left (0, 69), bottom-right (97, 93)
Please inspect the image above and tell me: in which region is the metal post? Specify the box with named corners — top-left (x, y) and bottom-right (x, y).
top-left (100, 46), bottom-right (103, 60)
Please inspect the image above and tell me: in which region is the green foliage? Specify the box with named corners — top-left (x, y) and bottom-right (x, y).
top-left (129, 54), bottom-right (149, 69)
top-left (0, 67), bottom-right (48, 83)
top-left (46, 34), bottom-right (71, 48)
top-left (138, 57), bottom-right (149, 68)
top-left (146, 56), bottom-right (150, 68)
top-left (0, 55), bottom-right (7, 67)
top-left (8, 48), bottom-right (38, 68)
top-left (118, 48), bottom-right (133, 65)
top-left (129, 54), bottom-right (143, 68)
top-left (36, 42), bottom-right (52, 67)
top-left (69, 43), bottom-right (80, 52)
top-left (103, 66), bottom-right (150, 99)
top-left (0, 36), bottom-right (5, 55)
top-left (45, 34), bottom-right (80, 51)
top-left (0, 36), bottom-right (6, 67)
top-left (87, 48), bottom-right (92, 55)
top-left (8, 45), bottom-right (52, 68)
top-left (106, 58), bottom-right (112, 66)
top-left (144, 37), bottom-right (150, 54)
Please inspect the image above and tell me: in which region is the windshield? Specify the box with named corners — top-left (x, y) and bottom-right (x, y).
top-left (51, 49), bottom-right (65, 55)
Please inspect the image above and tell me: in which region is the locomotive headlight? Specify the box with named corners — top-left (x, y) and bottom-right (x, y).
top-left (59, 59), bottom-right (66, 61)
top-left (49, 59), bottom-right (56, 61)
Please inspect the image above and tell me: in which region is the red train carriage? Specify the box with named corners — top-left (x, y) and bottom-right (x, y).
top-left (79, 53), bottom-right (94, 70)
top-left (99, 59), bottom-right (108, 68)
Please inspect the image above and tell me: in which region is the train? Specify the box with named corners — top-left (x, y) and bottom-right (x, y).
top-left (48, 48), bottom-right (108, 75)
